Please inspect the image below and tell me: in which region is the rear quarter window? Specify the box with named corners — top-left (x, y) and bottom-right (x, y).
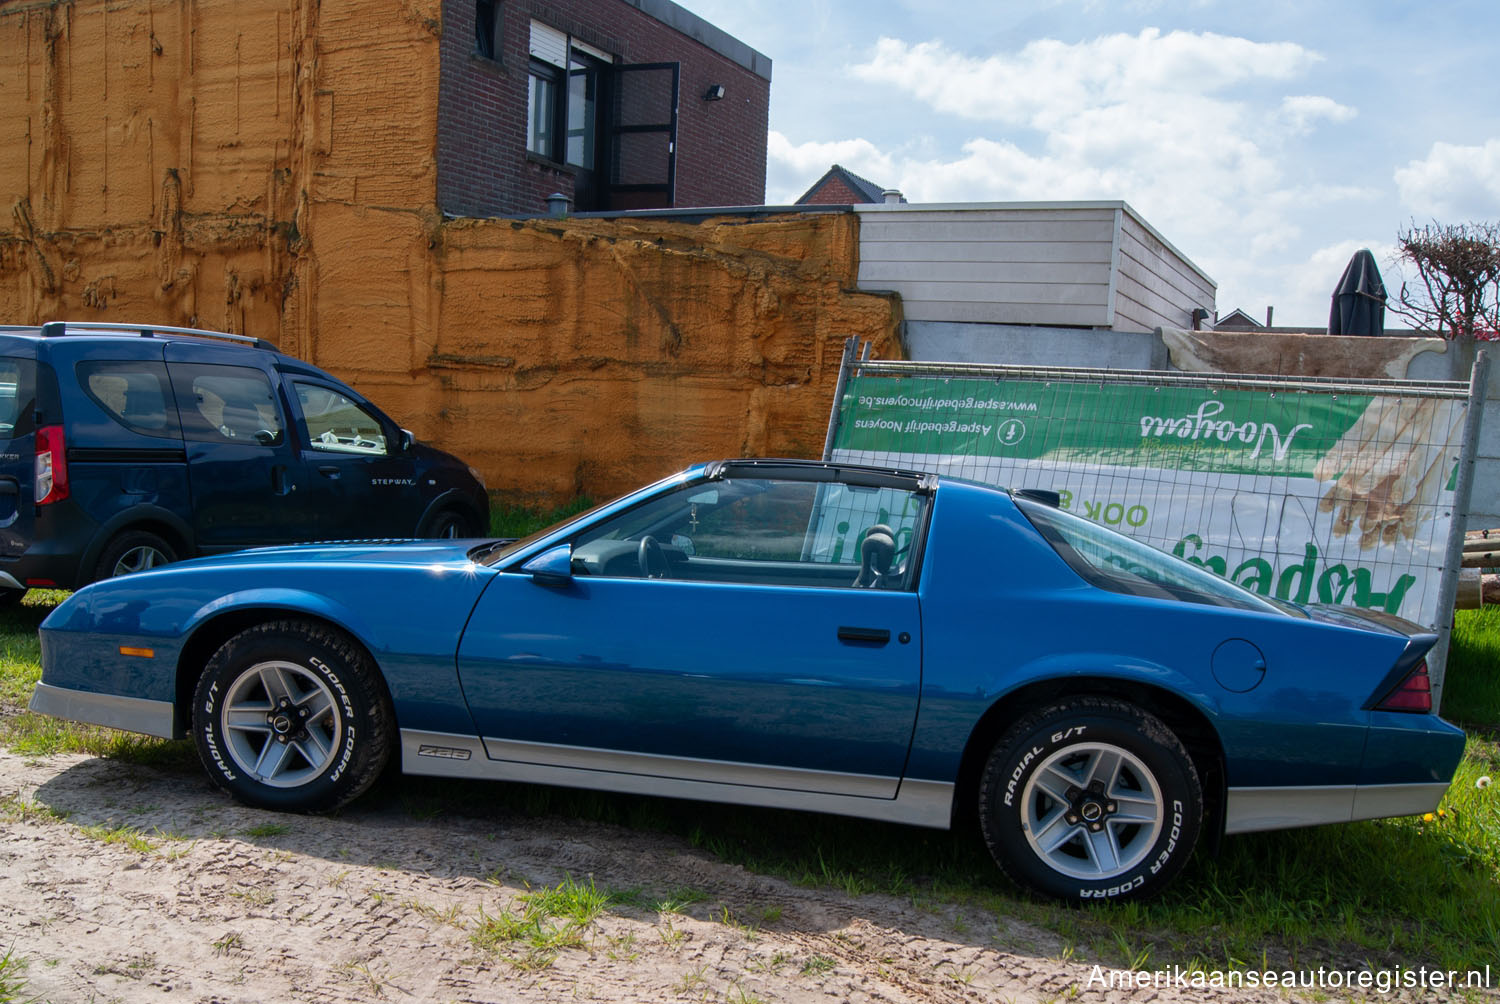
top-left (76, 360), bottom-right (179, 439)
top-left (0, 358), bottom-right (36, 439)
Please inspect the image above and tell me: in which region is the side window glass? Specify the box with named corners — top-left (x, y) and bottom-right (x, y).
top-left (170, 364), bottom-right (285, 447)
top-left (0, 358), bottom-right (37, 439)
top-left (569, 477), bottom-right (927, 589)
top-left (76, 360), bottom-right (178, 439)
top-left (293, 383), bottom-right (388, 456)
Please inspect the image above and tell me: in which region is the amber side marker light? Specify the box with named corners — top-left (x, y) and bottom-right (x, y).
top-left (118, 646), bottom-right (155, 658)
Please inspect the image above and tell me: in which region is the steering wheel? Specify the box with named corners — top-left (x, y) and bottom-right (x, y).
top-left (638, 535), bottom-right (669, 579)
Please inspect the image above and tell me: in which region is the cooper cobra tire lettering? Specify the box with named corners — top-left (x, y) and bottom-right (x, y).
top-left (977, 696), bottom-right (1203, 903)
top-left (190, 619), bottom-right (392, 813)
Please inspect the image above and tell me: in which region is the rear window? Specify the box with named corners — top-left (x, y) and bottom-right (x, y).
top-left (1015, 497), bottom-right (1282, 613)
top-left (0, 358), bottom-right (36, 440)
top-left (77, 360), bottom-right (178, 439)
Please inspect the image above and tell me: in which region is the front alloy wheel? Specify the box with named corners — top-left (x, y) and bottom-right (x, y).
top-left (979, 696), bottom-right (1202, 901)
top-left (193, 620), bottom-right (392, 812)
top-left (219, 659), bottom-right (344, 789)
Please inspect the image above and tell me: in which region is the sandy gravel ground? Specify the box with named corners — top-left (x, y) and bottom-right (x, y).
top-left (0, 748), bottom-right (1489, 1004)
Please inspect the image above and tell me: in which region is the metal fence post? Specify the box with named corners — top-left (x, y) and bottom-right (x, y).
top-left (1428, 348), bottom-right (1490, 709)
top-left (821, 337), bottom-right (859, 461)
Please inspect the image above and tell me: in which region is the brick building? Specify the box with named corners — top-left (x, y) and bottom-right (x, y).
top-left (795, 164), bottom-right (897, 206)
top-left (438, 0), bottom-right (771, 216)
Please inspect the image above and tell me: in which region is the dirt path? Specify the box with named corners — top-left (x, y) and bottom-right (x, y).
top-left (0, 749), bottom-right (1479, 1004)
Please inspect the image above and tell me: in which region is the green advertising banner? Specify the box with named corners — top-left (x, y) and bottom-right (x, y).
top-left (832, 374), bottom-right (1466, 627)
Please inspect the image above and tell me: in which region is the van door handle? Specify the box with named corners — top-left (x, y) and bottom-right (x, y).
top-left (837, 626), bottom-right (890, 644)
top-left (317, 465), bottom-right (340, 479)
top-left (271, 465), bottom-right (291, 495)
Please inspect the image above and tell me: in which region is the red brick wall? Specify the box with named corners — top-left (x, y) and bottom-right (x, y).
top-left (437, 0), bottom-right (769, 217)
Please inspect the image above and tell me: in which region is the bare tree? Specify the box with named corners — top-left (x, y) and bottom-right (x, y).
top-left (1389, 221), bottom-right (1500, 339)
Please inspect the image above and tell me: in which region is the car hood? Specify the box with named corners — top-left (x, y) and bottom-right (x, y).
top-left (173, 538), bottom-right (491, 572)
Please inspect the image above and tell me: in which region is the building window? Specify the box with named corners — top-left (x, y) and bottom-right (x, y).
top-left (527, 60), bottom-right (562, 159)
top-left (528, 20), bottom-right (611, 169)
top-left (474, 0), bottom-right (500, 61)
top-left (566, 53), bottom-right (600, 168)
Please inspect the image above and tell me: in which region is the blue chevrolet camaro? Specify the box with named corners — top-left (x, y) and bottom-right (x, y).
top-left (31, 459), bottom-right (1464, 901)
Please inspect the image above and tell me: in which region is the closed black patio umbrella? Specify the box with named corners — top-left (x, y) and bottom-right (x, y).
top-left (1328, 248), bottom-right (1387, 335)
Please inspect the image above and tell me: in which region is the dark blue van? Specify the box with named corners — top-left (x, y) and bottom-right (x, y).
top-left (0, 321), bottom-right (489, 602)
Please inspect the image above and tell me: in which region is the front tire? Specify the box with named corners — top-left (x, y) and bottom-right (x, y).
top-left (978, 697), bottom-right (1201, 901)
top-left (192, 620), bottom-right (393, 812)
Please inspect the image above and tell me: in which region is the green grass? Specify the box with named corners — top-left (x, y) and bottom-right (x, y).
top-left (471, 875), bottom-right (610, 968)
top-left (489, 496), bottom-right (596, 539)
top-left (2, 587), bottom-right (1499, 976)
top-left (0, 945), bottom-right (33, 1004)
top-left (1443, 604), bottom-right (1500, 729)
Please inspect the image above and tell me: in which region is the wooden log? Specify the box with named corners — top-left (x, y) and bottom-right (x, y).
top-left (1458, 568), bottom-right (1483, 608)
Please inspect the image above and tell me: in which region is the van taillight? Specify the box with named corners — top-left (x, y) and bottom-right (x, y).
top-left (35, 425), bottom-right (68, 505)
top-left (1375, 659), bottom-right (1432, 713)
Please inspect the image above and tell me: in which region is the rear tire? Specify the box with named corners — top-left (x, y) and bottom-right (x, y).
top-left (978, 696), bottom-right (1201, 902)
top-left (192, 619), bottom-right (393, 812)
top-left (95, 530), bottom-right (177, 581)
top-left (423, 508), bottom-right (479, 539)
top-left (0, 588), bottom-right (25, 609)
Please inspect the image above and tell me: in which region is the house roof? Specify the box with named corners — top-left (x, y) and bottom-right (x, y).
top-left (795, 164), bottom-right (890, 205)
top-left (1213, 308), bottom-right (1263, 329)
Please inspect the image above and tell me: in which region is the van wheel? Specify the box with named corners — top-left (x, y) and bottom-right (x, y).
top-left (0, 588), bottom-right (25, 608)
top-left (424, 508), bottom-right (478, 539)
top-left (95, 530), bottom-right (178, 581)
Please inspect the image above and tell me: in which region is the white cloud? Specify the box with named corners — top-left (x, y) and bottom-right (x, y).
top-left (762, 29), bottom-right (1393, 324)
top-left (1394, 139), bottom-right (1500, 219)
top-left (765, 132), bottom-right (898, 203)
top-left (1278, 95), bottom-right (1357, 134)
top-left (848, 30), bottom-right (1320, 125)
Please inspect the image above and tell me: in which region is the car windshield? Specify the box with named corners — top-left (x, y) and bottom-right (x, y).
top-left (1014, 498), bottom-right (1284, 614)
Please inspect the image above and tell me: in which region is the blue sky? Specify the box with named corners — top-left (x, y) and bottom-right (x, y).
top-left (685, 0), bottom-right (1500, 328)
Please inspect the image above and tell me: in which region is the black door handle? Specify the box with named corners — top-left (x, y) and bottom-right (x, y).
top-left (318, 465), bottom-right (340, 479)
top-left (838, 626), bottom-right (891, 644)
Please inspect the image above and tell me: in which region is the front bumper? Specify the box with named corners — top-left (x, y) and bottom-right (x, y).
top-left (28, 681), bottom-right (177, 738)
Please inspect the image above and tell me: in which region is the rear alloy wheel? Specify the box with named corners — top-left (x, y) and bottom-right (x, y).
top-left (95, 530), bottom-right (177, 581)
top-left (192, 620), bottom-right (392, 812)
top-left (424, 508), bottom-right (479, 539)
top-left (978, 697), bottom-right (1201, 901)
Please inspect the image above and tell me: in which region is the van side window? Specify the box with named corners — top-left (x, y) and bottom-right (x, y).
top-left (293, 383), bottom-right (388, 455)
top-left (76, 361), bottom-right (178, 439)
top-left (0, 358), bottom-right (37, 439)
top-left (169, 364), bottom-right (285, 447)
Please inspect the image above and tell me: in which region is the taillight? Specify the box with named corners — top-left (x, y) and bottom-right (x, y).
top-left (35, 424), bottom-right (68, 505)
top-left (1375, 659), bottom-right (1432, 712)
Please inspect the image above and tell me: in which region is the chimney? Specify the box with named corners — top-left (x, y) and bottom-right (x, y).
top-left (882, 189), bottom-right (903, 204)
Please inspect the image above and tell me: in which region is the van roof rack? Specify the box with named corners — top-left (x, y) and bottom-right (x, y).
top-left (36, 321), bottom-right (277, 351)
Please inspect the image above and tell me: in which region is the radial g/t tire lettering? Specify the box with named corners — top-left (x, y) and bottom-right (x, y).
top-left (192, 619), bottom-right (393, 813)
top-left (978, 696), bottom-right (1201, 901)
